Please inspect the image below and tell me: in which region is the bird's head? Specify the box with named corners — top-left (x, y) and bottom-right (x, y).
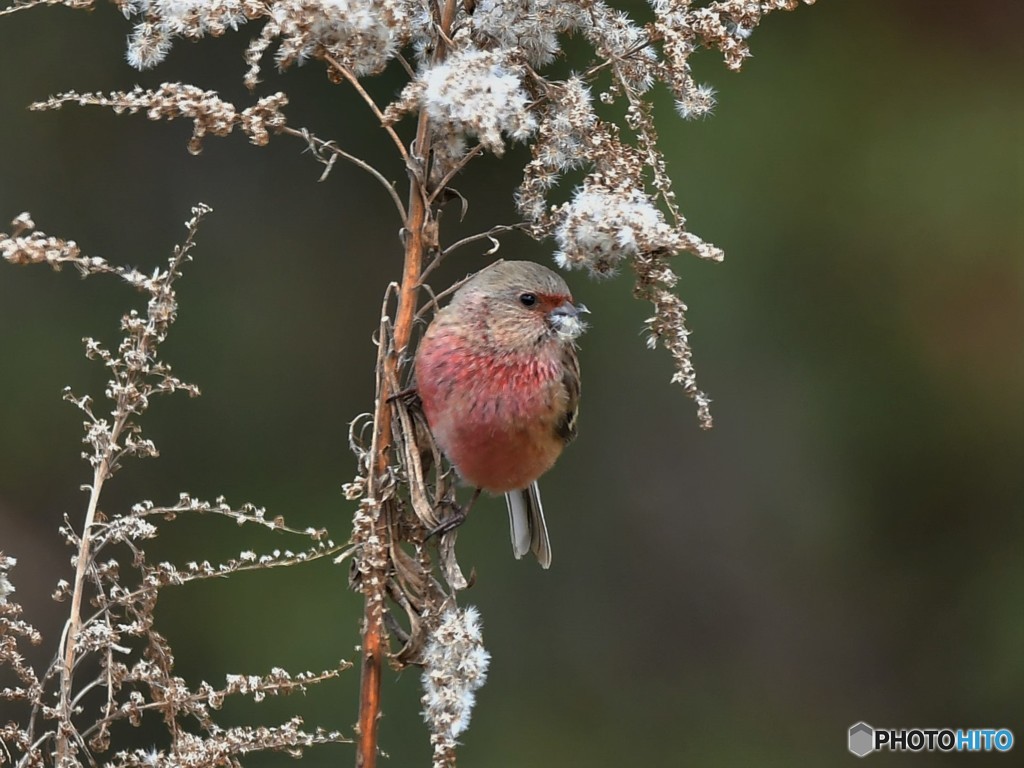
top-left (450, 261), bottom-right (589, 348)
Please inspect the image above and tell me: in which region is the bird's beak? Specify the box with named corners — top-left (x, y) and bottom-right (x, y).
top-left (551, 301), bottom-right (589, 318)
top-left (548, 301), bottom-right (589, 341)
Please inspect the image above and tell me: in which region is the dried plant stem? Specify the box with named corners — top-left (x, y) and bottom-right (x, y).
top-left (354, 187), bottom-right (424, 768)
top-left (56, 409), bottom-right (128, 763)
top-left (355, 80), bottom-right (431, 768)
top-left (355, 5), bottom-right (460, 764)
top-left (437, 224), bottom-right (521, 261)
top-left (325, 55), bottom-right (411, 170)
top-left (280, 126), bottom-right (407, 220)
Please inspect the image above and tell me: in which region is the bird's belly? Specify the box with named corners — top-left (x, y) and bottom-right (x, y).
top-left (442, 419), bottom-right (561, 493)
top-left (419, 357), bottom-right (565, 492)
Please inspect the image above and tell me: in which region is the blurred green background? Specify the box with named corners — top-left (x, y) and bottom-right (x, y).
top-left (1, 1), bottom-right (1021, 766)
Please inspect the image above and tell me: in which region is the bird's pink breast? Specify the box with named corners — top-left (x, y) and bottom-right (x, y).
top-left (415, 330), bottom-right (565, 493)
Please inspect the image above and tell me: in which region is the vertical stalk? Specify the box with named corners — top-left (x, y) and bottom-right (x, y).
top-left (354, 80), bottom-right (434, 768)
top-left (55, 410), bottom-right (127, 764)
top-left (354, 5), bottom-right (456, 766)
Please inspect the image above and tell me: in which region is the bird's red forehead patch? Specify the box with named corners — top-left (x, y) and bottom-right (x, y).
top-left (535, 292), bottom-right (571, 311)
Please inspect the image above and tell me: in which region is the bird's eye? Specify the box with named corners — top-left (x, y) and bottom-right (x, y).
top-left (519, 293), bottom-right (537, 307)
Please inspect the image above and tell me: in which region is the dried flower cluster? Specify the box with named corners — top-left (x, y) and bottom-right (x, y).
top-left (0, 555), bottom-right (16, 604)
top-left (3, 1), bottom-right (816, 765)
top-left (0, 555), bottom-right (44, 755)
top-left (421, 48), bottom-right (536, 155)
top-left (420, 606), bottom-right (490, 768)
top-left (0, 210), bottom-right (350, 767)
top-left (30, 86), bottom-right (288, 155)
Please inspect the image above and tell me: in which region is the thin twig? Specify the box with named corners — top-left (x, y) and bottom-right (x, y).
top-left (76, 667), bottom-right (350, 743)
top-left (324, 54), bottom-right (412, 169)
top-left (75, 543), bottom-right (350, 636)
top-left (426, 144), bottom-right (484, 206)
top-left (419, 223), bottom-right (519, 287)
top-left (395, 52), bottom-right (416, 79)
top-left (439, 223), bottom-right (523, 259)
top-left (282, 126), bottom-right (407, 221)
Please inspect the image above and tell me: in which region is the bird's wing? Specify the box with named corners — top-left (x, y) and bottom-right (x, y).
top-left (553, 346), bottom-right (581, 445)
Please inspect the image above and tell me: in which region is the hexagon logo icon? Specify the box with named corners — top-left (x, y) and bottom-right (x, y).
top-left (848, 722), bottom-right (874, 757)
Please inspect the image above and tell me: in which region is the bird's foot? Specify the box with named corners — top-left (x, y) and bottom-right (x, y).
top-left (428, 510), bottom-right (466, 538)
top-left (427, 487), bottom-right (481, 539)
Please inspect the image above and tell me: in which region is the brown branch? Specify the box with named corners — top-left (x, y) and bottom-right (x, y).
top-left (353, 0), bottom-right (494, 761)
top-left (355, 16), bottom-right (443, 768)
top-left (354, 185), bottom-right (426, 768)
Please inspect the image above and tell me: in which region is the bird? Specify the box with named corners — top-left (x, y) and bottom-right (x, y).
top-left (413, 260), bottom-right (587, 568)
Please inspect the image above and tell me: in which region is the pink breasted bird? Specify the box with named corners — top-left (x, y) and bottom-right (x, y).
top-left (414, 261), bottom-right (587, 568)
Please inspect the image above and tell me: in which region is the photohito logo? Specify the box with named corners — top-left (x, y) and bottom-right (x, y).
top-left (848, 722), bottom-right (1014, 757)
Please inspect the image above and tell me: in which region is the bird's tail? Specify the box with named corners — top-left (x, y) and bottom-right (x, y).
top-left (504, 482), bottom-right (552, 569)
